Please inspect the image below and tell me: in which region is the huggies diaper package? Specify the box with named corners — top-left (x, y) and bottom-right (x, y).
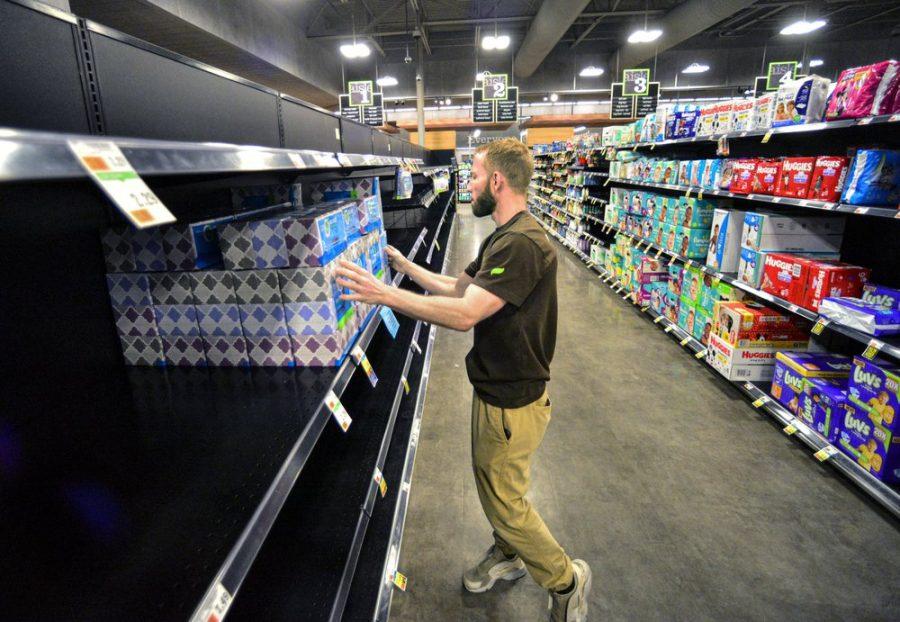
top-left (774, 157), bottom-right (817, 198)
top-left (808, 156), bottom-right (850, 202)
top-left (751, 159), bottom-right (782, 195)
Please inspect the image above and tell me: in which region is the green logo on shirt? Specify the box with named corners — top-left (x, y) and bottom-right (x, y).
top-left (490, 267), bottom-right (505, 275)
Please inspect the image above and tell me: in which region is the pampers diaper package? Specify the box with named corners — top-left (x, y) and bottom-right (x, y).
top-left (771, 75), bottom-right (831, 127)
top-left (706, 208), bottom-right (744, 273)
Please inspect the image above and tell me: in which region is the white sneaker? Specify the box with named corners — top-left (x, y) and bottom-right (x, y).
top-left (548, 559), bottom-right (592, 621)
top-left (462, 545), bottom-right (528, 593)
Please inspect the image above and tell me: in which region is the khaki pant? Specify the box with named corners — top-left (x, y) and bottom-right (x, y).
top-left (471, 389), bottom-right (574, 591)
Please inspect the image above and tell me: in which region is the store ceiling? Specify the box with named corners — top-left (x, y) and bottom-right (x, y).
top-left (307, 0), bottom-right (900, 62)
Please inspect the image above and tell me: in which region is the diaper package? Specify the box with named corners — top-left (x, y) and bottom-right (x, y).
top-left (798, 377), bottom-right (849, 443)
top-left (731, 99), bottom-right (756, 132)
top-left (775, 157), bottom-right (816, 198)
top-left (729, 159), bottom-right (757, 194)
top-left (771, 352), bottom-right (852, 414)
top-left (808, 156), bottom-right (850, 202)
top-left (706, 209), bottom-right (744, 273)
top-left (836, 402), bottom-right (900, 484)
top-left (848, 356), bottom-right (900, 433)
top-left (862, 284), bottom-right (900, 309)
top-left (771, 75), bottom-right (831, 127)
top-left (718, 160), bottom-right (736, 190)
top-left (751, 159), bottom-right (782, 195)
top-left (677, 197), bottom-right (716, 228)
top-left (701, 159), bottom-right (723, 189)
top-left (752, 93), bottom-right (777, 131)
top-left (825, 60), bottom-right (900, 120)
top-left (819, 297), bottom-right (900, 336)
top-left (841, 149), bottom-right (900, 206)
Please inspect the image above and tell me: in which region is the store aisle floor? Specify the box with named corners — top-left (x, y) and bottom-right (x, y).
top-left (389, 205), bottom-right (900, 622)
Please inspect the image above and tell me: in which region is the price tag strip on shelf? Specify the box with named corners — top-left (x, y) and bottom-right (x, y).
top-left (664, 325), bottom-right (675, 333)
top-left (680, 337), bottom-right (691, 347)
top-left (374, 467), bottom-right (388, 498)
top-left (194, 583), bottom-right (232, 622)
top-left (68, 140), bottom-right (176, 229)
top-left (401, 375), bottom-right (411, 395)
top-left (814, 445), bottom-right (839, 462)
top-left (410, 340), bottom-right (422, 355)
top-left (654, 315), bottom-right (666, 324)
top-left (351, 345), bottom-right (378, 387)
top-left (862, 339), bottom-right (884, 360)
top-left (811, 317), bottom-right (830, 336)
top-left (380, 306), bottom-right (400, 338)
top-left (695, 348), bottom-right (707, 359)
top-left (752, 396), bottom-right (769, 408)
top-left (325, 390), bottom-right (352, 432)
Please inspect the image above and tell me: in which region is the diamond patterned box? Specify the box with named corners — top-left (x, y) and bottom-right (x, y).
top-left (218, 221), bottom-right (258, 270)
top-left (161, 223), bottom-right (223, 271)
top-left (131, 228), bottom-right (168, 272)
top-left (150, 272), bottom-right (196, 305)
top-left (282, 203), bottom-right (349, 267)
top-left (107, 273), bottom-right (153, 307)
top-left (202, 336), bottom-right (250, 367)
top-left (197, 304), bottom-right (244, 337)
top-left (289, 334), bottom-right (346, 367)
top-left (247, 336), bottom-right (295, 366)
top-left (101, 228), bottom-right (137, 273)
top-left (233, 269), bottom-right (282, 304)
top-left (284, 302), bottom-right (339, 336)
top-left (239, 304), bottom-right (289, 336)
top-left (119, 335), bottom-right (165, 366)
top-left (154, 304), bottom-right (201, 336)
top-left (114, 306), bottom-right (159, 337)
top-left (190, 270), bottom-right (237, 305)
top-left (162, 336), bottom-right (207, 366)
top-left (277, 265), bottom-right (335, 303)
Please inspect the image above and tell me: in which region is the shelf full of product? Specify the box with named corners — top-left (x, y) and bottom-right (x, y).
top-left (0, 121), bottom-right (453, 621)
top-left (528, 59), bottom-right (900, 517)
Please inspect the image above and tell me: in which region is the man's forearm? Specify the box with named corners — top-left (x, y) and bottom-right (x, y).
top-left (382, 286), bottom-right (474, 331)
top-left (403, 262), bottom-right (458, 296)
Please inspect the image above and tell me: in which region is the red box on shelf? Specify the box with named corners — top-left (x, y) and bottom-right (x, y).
top-left (729, 159), bottom-right (758, 194)
top-left (808, 156), bottom-right (850, 203)
top-left (804, 262), bottom-right (870, 311)
top-left (761, 253), bottom-right (871, 311)
top-left (774, 157), bottom-right (816, 199)
top-left (751, 159), bottom-right (782, 195)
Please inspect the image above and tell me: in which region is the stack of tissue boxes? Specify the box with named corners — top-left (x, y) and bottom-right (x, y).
top-left (103, 190), bottom-right (389, 368)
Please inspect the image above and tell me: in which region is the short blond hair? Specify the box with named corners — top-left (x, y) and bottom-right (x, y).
top-left (476, 138), bottom-right (533, 196)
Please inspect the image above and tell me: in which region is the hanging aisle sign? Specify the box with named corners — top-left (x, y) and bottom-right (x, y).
top-left (471, 73), bottom-right (518, 123)
top-left (766, 61), bottom-right (798, 91)
top-left (610, 79), bottom-right (658, 120)
top-left (622, 68), bottom-right (651, 96)
top-left (635, 82), bottom-right (660, 117)
top-left (340, 81), bottom-right (384, 126)
top-left (610, 83), bottom-right (634, 119)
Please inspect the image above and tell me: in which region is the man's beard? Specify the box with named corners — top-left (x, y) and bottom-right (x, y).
top-left (472, 184), bottom-right (497, 217)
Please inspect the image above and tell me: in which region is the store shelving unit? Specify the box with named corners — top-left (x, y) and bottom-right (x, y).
top-left (529, 115), bottom-right (900, 520)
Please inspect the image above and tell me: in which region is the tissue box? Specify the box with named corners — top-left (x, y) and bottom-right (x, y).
top-left (131, 228), bottom-right (167, 272)
top-left (277, 265), bottom-right (335, 303)
top-left (771, 352), bottom-right (852, 413)
top-left (161, 223), bottom-right (222, 271)
top-left (239, 304), bottom-right (289, 337)
top-left (196, 304), bottom-right (243, 337)
top-left (836, 402), bottom-right (900, 484)
top-left (848, 356), bottom-right (900, 433)
top-left (107, 273), bottom-right (153, 307)
top-left (230, 183), bottom-right (302, 209)
top-left (290, 334), bottom-right (347, 367)
top-left (819, 297), bottom-right (900, 336)
top-left (150, 272), bottom-right (196, 305)
top-left (218, 216), bottom-right (291, 270)
top-left (706, 209), bottom-right (743, 273)
top-left (797, 377), bottom-right (849, 443)
top-left (119, 335), bottom-right (165, 366)
top-left (154, 304), bottom-right (201, 336)
top-left (113, 306), bottom-right (159, 337)
top-left (675, 226), bottom-right (710, 259)
top-left (233, 270), bottom-right (282, 305)
top-left (202, 336), bottom-right (250, 367)
top-left (283, 302), bottom-right (342, 336)
top-left (101, 228), bottom-right (137, 273)
top-left (162, 336), bottom-right (207, 366)
top-left (190, 270), bottom-right (237, 305)
top-left (246, 336), bottom-right (295, 367)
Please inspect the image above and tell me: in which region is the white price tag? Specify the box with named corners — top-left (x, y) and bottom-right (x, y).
top-left (337, 154), bottom-right (353, 166)
top-left (287, 152), bottom-right (306, 169)
top-left (325, 390), bottom-right (352, 432)
top-left (374, 468), bottom-right (387, 498)
top-left (351, 345), bottom-right (378, 387)
top-left (195, 583), bottom-right (232, 622)
top-left (68, 140), bottom-right (176, 229)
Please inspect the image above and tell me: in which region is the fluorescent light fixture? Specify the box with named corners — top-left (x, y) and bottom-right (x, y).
top-left (476, 71), bottom-right (488, 82)
top-left (542, 96), bottom-right (548, 102)
top-left (682, 62), bottom-right (709, 74)
top-left (627, 28), bottom-right (662, 43)
top-left (376, 76), bottom-right (398, 87)
top-left (482, 35), bottom-right (510, 51)
top-left (549, 93), bottom-right (559, 102)
top-left (574, 126), bottom-right (587, 132)
top-left (444, 98), bottom-right (452, 105)
top-left (809, 58), bottom-right (824, 67)
top-left (340, 42), bottom-right (371, 58)
top-left (780, 19), bottom-right (826, 35)
top-left (473, 129), bottom-right (482, 138)
top-left (579, 66), bottom-right (604, 77)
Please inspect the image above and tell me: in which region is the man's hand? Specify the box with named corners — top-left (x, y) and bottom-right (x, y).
top-left (336, 260), bottom-right (390, 305)
top-left (385, 245), bottom-right (412, 275)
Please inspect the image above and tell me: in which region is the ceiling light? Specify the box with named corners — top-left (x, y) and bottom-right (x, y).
top-left (574, 126), bottom-right (587, 133)
top-left (627, 28), bottom-right (662, 44)
top-left (494, 35), bottom-right (510, 50)
top-left (542, 96), bottom-right (548, 102)
top-left (682, 62), bottom-right (709, 74)
top-left (780, 19), bottom-right (826, 35)
top-left (376, 76), bottom-right (398, 87)
top-left (481, 35), bottom-right (496, 50)
top-left (549, 93), bottom-right (558, 102)
top-left (809, 58), bottom-right (824, 68)
top-left (340, 42), bottom-right (371, 58)
top-left (579, 66), bottom-right (604, 77)
top-left (476, 71), bottom-right (489, 82)
top-left (473, 129), bottom-right (482, 138)
top-left (444, 98), bottom-right (452, 105)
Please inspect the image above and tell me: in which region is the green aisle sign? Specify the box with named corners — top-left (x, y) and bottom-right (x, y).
top-left (766, 62), bottom-right (798, 90)
top-left (622, 69), bottom-right (650, 96)
top-left (483, 73), bottom-right (508, 100)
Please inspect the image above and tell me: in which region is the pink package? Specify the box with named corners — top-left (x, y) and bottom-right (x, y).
top-left (825, 60), bottom-right (900, 120)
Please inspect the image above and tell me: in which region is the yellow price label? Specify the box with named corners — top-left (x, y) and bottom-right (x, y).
top-left (664, 325), bottom-right (675, 333)
top-left (811, 318), bottom-right (829, 336)
top-left (761, 130), bottom-right (774, 144)
top-left (392, 571), bottom-right (408, 591)
top-left (668, 255), bottom-right (677, 266)
top-left (603, 177), bottom-right (611, 186)
top-left (434, 239), bottom-right (441, 251)
top-left (862, 339), bottom-right (882, 360)
top-left (752, 397), bottom-right (768, 408)
top-left (401, 376), bottom-right (410, 395)
top-left (680, 337), bottom-right (691, 346)
top-left (655, 247), bottom-right (664, 259)
top-left (814, 446), bottom-right (838, 462)
top-left (684, 188), bottom-right (691, 198)
top-left (695, 349), bottom-right (707, 359)
top-left (783, 424), bottom-right (798, 435)
top-left (654, 315), bottom-right (666, 324)
top-left (698, 189), bottom-right (704, 200)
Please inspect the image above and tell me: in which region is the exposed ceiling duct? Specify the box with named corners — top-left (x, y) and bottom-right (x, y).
top-left (513, 0), bottom-right (593, 79)
top-left (612, 0), bottom-right (758, 71)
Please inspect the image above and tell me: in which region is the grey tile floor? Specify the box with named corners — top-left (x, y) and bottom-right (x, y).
top-left (389, 204), bottom-right (900, 622)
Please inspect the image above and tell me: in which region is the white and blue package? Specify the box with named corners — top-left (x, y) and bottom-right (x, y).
top-left (701, 159), bottom-right (722, 189)
top-left (674, 106), bottom-right (700, 139)
top-left (862, 284), bottom-right (900, 310)
top-left (841, 149), bottom-right (900, 206)
top-left (706, 208), bottom-right (744, 273)
top-left (819, 297), bottom-right (900, 336)
top-left (771, 75), bottom-right (831, 127)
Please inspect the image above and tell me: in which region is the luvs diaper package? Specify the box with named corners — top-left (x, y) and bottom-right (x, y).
top-left (771, 352), bottom-right (852, 414)
top-left (836, 402), bottom-right (900, 484)
top-left (848, 356), bottom-right (900, 433)
top-left (798, 377), bottom-right (849, 443)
